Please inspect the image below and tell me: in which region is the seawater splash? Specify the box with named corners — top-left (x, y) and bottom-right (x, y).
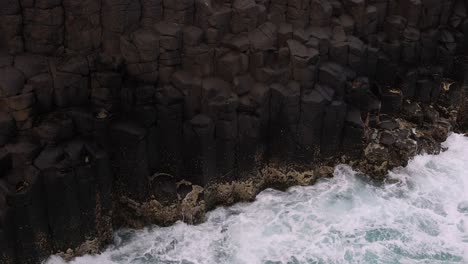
top-left (46, 134), bottom-right (468, 264)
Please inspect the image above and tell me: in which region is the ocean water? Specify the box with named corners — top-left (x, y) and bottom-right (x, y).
top-left (46, 133), bottom-right (468, 264)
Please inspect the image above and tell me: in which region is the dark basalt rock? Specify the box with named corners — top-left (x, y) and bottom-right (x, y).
top-left (0, 67), bottom-right (25, 97)
top-left (0, 113), bottom-right (16, 146)
top-left (110, 120), bottom-right (149, 199)
top-left (1, 0), bottom-right (468, 262)
top-left (342, 108), bottom-right (365, 156)
top-left (183, 114), bottom-right (216, 185)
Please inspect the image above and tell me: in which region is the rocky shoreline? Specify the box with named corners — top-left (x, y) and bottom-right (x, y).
top-left (58, 105), bottom-right (460, 262)
top-left (2, 0), bottom-right (468, 263)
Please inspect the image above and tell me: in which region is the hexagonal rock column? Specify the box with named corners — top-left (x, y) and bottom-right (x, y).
top-left (110, 121), bottom-right (150, 199)
top-left (6, 170), bottom-right (51, 264)
top-left (22, 1), bottom-right (64, 54)
top-left (183, 114), bottom-right (216, 186)
top-left (269, 82), bottom-right (301, 164)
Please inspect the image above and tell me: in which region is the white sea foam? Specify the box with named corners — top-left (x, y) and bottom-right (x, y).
top-left (45, 133), bottom-right (468, 264)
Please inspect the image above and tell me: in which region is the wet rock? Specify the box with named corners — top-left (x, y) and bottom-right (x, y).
top-left (430, 120), bottom-right (451, 142)
top-left (423, 105), bottom-right (440, 124)
top-left (365, 143), bottom-right (389, 164)
top-left (395, 137), bottom-right (418, 157)
top-left (402, 100), bottom-right (424, 124)
top-left (379, 131), bottom-right (396, 146)
top-left (150, 173), bottom-right (178, 204)
top-left (379, 116), bottom-right (399, 131)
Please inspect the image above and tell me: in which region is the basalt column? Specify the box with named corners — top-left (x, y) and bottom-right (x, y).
top-left (1, 0), bottom-right (468, 263)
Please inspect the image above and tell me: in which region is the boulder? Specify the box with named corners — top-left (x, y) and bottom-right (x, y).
top-left (364, 143), bottom-right (390, 164)
top-left (402, 100), bottom-right (423, 124)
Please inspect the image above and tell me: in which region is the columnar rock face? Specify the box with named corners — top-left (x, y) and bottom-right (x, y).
top-left (1, 0), bottom-right (468, 263)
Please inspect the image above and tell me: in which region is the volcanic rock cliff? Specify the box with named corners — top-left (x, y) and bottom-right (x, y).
top-left (1, 0), bottom-right (468, 263)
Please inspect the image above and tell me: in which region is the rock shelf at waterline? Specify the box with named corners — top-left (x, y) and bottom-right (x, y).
top-left (45, 133), bottom-right (468, 264)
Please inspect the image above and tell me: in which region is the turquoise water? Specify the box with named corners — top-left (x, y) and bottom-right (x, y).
top-left (46, 134), bottom-right (468, 264)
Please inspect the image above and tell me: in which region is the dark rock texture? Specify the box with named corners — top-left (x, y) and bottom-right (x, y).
top-left (1, 0), bottom-right (468, 263)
